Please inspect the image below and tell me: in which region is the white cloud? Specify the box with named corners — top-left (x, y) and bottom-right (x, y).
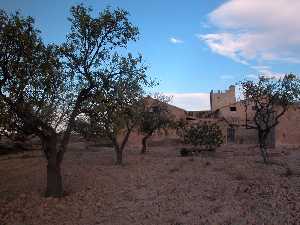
top-left (200, 0), bottom-right (300, 65)
top-left (245, 66), bottom-right (285, 80)
top-left (255, 68), bottom-right (285, 80)
top-left (165, 93), bottom-right (210, 111)
top-left (199, 33), bottom-right (249, 65)
top-left (169, 37), bottom-right (184, 44)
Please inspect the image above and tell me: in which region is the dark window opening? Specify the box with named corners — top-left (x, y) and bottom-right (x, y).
top-left (230, 106), bottom-right (236, 111)
top-left (150, 106), bottom-right (159, 113)
top-left (186, 117), bottom-right (196, 121)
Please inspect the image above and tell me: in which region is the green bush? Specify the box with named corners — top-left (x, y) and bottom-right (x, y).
top-left (180, 147), bottom-right (190, 157)
top-left (183, 122), bottom-right (223, 150)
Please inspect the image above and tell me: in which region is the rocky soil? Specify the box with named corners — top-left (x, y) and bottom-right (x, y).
top-left (0, 143), bottom-right (300, 225)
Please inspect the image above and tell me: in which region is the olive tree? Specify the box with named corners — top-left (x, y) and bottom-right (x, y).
top-left (240, 74), bottom-right (300, 163)
top-left (139, 95), bottom-right (173, 154)
top-left (84, 53), bottom-right (154, 165)
top-left (0, 4), bottom-right (140, 197)
top-left (0, 10), bottom-right (68, 197)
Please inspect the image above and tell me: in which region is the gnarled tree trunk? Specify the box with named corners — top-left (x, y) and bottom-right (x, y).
top-left (42, 88), bottom-right (88, 197)
top-left (46, 155), bottom-right (63, 197)
top-left (111, 128), bottom-right (132, 165)
top-left (115, 146), bottom-right (123, 165)
top-left (258, 131), bottom-right (269, 164)
top-left (111, 136), bottom-right (123, 165)
top-left (141, 133), bottom-right (152, 154)
top-left (42, 133), bottom-right (63, 197)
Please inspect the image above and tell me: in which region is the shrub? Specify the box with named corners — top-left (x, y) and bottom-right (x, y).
top-left (180, 147), bottom-right (190, 157)
top-left (183, 122), bottom-right (223, 150)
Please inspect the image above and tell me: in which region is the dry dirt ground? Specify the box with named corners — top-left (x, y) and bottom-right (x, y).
top-left (0, 142), bottom-right (300, 225)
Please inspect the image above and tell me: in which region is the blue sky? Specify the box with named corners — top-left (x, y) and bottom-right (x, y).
top-left (1, 0), bottom-right (300, 110)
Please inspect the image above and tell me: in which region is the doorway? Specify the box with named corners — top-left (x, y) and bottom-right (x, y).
top-left (227, 127), bottom-right (235, 143)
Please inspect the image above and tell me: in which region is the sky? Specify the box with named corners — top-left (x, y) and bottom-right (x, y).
top-left (1, 0), bottom-right (300, 110)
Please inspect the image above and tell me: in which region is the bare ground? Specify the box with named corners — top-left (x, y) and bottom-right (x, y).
top-left (0, 143), bottom-right (300, 225)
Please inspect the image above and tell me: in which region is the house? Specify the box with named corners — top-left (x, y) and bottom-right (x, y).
top-left (205, 85), bottom-right (300, 147)
top-left (126, 86), bottom-right (300, 148)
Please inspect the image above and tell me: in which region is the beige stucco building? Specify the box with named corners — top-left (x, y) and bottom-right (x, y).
top-left (207, 85), bottom-right (300, 147)
top-left (127, 86), bottom-right (300, 148)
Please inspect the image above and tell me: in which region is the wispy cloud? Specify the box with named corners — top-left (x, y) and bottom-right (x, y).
top-left (200, 0), bottom-right (300, 65)
top-left (245, 66), bottom-right (285, 80)
top-left (198, 33), bottom-right (249, 65)
top-left (165, 93), bottom-right (210, 111)
top-left (169, 37), bottom-right (184, 44)
top-left (255, 67), bottom-right (285, 79)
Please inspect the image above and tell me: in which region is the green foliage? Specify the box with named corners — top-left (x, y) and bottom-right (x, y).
top-left (241, 74), bottom-right (300, 131)
top-left (73, 117), bottom-right (93, 139)
top-left (59, 3), bottom-right (149, 141)
top-left (183, 123), bottom-right (223, 150)
top-left (180, 148), bottom-right (191, 157)
top-left (60, 4), bottom-right (139, 94)
top-left (0, 5), bottom-right (152, 193)
top-left (242, 74), bottom-right (300, 109)
top-left (139, 95), bottom-right (172, 136)
top-left (61, 4), bottom-right (155, 164)
top-left (173, 118), bottom-right (187, 137)
top-left (85, 54), bottom-right (152, 135)
top-left (0, 9), bottom-right (65, 135)
top-left (240, 74), bottom-right (300, 163)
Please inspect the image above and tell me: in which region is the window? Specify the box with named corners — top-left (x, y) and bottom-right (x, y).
top-left (186, 117), bottom-right (196, 121)
top-left (149, 106), bottom-right (159, 113)
top-left (151, 106), bottom-right (159, 113)
top-left (230, 106), bottom-right (236, 111)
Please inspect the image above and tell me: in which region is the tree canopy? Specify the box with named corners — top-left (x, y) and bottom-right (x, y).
top-left (240, 74), bottom-right (300, 163)
top-left (0, 4), bottom-right (150, 196)
top-left (139, 95), bottom-right (173, 154)
top-left (83, 53), bottom-right (153, 164)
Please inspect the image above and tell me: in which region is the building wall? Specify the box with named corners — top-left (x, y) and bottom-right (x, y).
top-left (234, 126), bottom-right (258, 145)
top-left (124, 86), bottom-right (300, 149)
top-left (214, 98), bottom-right (300, 147)
top-left (205, 102), bottom-right (300, 147)
top-left (210, 85), bottom-right (236, 111)
top-left (213, 99), bottom-right (259, 145)
top-left (276, 105), bottom-right (300, 147)
top-left (187, 110), bottom-right (212, 118)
